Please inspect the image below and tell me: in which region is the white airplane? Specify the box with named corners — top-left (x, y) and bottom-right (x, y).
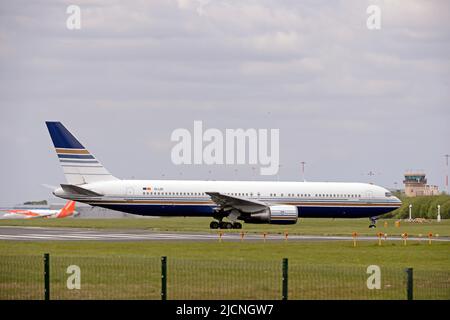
top-left (46, 122), bottom-right (401, 229)
top-left (1, 200), bottom-right (76, 219)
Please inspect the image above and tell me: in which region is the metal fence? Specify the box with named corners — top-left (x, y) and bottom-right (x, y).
top-left (0, 254), bottom-right (449, 300)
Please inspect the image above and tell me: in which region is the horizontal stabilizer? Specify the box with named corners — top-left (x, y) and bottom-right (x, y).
top-left (60, 184), bottom-right (103, 197)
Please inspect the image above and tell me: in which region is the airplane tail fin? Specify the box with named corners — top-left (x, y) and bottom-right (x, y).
top-left (56, 201), bottom-right (76, 218)
top-left (46, 121), bottom-right (118, 185)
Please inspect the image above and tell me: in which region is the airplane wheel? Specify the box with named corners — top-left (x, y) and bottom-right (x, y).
top-left (369, 225), bottom-right (376, 229)
top-left (225, 222), bottom-right (233, 229)
top-left (210, 221), bottom-right (219, 229)
top-left (233, 222), bottom-right (242, 229)
top-left (219, 221), bottom-right (227, 229)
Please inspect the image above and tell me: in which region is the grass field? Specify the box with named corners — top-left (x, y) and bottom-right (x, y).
top-left (1, 217), bottom-right (449, 237)
top-left (0, 240), bottom-right (449, 300)
top-left (1, 218), bottom-right (449, 300)
top-left (1, 239), bottom-right (449, 268)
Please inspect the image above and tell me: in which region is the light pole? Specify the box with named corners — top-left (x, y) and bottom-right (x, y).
top-left (437, 205), bottom-right (441, 222)
top-left (368, 171), bottom-right (375, 184)
top-left (445, 154), bottom-right (449, 194)
top-left (300, 161), bottom-right (306, 182)
top-left (408, 204), bottom-right (412, 221)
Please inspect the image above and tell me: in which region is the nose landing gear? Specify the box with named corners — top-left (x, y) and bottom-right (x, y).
top-left (369, 217), bottom-right (377, 228)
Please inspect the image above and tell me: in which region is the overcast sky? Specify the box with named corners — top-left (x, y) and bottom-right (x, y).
top-left (0, 0), bottom-right (449, 206)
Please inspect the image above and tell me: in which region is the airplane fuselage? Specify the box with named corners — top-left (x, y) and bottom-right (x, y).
top-left (46, 122), bottom-right (402, 227)
top-left (54, 180), bottom-right (401, 219)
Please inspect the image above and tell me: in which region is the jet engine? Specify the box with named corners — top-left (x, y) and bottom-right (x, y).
top-left (243, 205), bottom-right (298, 224)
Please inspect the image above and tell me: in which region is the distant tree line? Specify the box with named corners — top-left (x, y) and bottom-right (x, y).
top-left (385, 195), bottom-right (450, 219)
top-left (23, 200), bottom-right (48, 205)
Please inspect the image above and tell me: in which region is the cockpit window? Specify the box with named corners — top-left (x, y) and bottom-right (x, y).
top-left (385, 192), bottom-right (393, 197)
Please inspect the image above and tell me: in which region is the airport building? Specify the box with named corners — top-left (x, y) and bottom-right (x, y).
top-left (403, 172), bottom-right (439, 197)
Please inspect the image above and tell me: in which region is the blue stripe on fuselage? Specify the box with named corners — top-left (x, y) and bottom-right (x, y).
top-left (88, 203), bottom-right (397, 219)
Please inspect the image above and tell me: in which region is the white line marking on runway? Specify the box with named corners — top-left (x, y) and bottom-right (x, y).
top-left (0, 227), bottom-right (449, 242)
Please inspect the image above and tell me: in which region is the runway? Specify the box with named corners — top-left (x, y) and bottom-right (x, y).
top-left (0, 226), bottom-right (449, 242)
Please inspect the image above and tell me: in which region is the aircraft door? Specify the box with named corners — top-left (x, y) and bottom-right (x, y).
top-left (364, 190), bottom-right (373, 200)
top-left (126, 187), bottom-right (135, 197)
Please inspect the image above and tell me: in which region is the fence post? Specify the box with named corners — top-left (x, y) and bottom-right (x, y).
top-left (161, 256), bottom-right (167, 300)
top-left (44, 253), bottom-right (50, 301)
top-left (405, 268), bottom-right (413, 300)
top-left (282, 258), bottom-right (288, 300)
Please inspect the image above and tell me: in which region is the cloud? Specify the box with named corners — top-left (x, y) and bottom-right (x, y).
top-left (0, 0), bottom-right (449, 204)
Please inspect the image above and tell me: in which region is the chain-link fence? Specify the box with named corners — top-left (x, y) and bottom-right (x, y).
top-left (414, 269), bottom-right (450, 300)
top-left (0, 254), bottom-right (449, 300)
top-left (50, 255), bottom-right (161, 299)
top-left (0, 255), bottom-right (43, 300)
top-left (168, 258), bottom-right (281, 300)
top-left (289, 265), bottom-right (406, 300)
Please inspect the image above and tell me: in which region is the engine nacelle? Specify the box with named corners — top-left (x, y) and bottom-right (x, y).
top-left (243, 205), bottom-right (298, 224)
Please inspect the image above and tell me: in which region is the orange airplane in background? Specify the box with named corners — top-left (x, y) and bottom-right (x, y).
top-left (1, 201), bottom-right (76, 219)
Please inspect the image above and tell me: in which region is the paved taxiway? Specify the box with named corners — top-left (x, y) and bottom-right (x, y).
top-left (0, 226), bottom-right (449, 242)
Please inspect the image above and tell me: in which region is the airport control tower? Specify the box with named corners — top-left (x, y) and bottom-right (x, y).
top-left (403, 172), bottom-right (439, 197)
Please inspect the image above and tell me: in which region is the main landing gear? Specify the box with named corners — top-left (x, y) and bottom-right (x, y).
top-left (209, 221), bottom-right (242, 229)
top-left (369, 217), bottom-right (377, 229)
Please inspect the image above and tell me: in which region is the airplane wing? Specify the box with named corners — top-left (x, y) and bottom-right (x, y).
top-left (206, 192), bottom-right (268, 213)
top-left (60, 184), bottom-right (103, 197)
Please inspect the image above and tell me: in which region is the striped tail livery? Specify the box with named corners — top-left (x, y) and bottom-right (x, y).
top-left (46, 122), bottom-right (118, 185)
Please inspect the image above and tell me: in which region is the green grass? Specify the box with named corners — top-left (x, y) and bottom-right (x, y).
top-left (1, 217), bottom-right (449, 237)
top-left (1, 218), bottom-right (449, 300)
top-left (0, 240), bottom-right (449, 300)
top-left (1, 240), bottom-right (449, 268)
